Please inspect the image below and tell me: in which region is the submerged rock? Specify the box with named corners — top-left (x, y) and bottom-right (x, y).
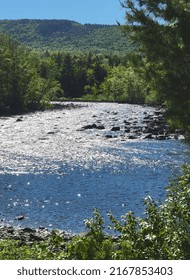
top-left (81, 123), bottom-right (105, 130)
top-left (111, 126), bottom-right (120, 131)
top-left (96, 125), bottom-right (105, 130)
top-left (82, 124), bottom-right (97, 130)
top-left (16, 117), bottom-right (23, 122)
top-left (156, 135), bottom-right (167, 140)
top-left (143, 133), bottom-right (153, 139)
top-left (105, 134), bottom-right (113, 138)
top-left (15, 215), bottom-right (25, 221)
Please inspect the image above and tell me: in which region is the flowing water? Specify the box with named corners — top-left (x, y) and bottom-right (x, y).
top-left (0, 102), bottom-right (189, 233)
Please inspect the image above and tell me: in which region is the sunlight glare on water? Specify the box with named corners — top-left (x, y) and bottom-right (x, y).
top-left (0, 102), bottom-right (189, 232)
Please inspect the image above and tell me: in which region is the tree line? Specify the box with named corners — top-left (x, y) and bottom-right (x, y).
top-left (0, 33), bottom-right (157, 115)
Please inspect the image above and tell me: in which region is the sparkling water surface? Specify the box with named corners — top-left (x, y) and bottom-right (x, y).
top-left (0, 102), bottom-right (189, 233)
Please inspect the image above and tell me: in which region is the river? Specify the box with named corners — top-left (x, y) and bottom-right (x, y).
top-left (0, 102), bottom-right (189, 233)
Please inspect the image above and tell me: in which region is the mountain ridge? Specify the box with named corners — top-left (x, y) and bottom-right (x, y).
top-left (0, 19), bottom-right (132, 52)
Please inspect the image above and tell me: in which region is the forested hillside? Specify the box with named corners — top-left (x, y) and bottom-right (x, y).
top-left (0, 31), bottom-right (148, 115)
top-left (0, 19), bottom-right (133, 52)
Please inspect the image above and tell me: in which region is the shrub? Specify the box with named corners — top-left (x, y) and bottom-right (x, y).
top-left (67, 208), bottom-right (114, 260)
top-left (0, 231), bottom-right (66, 260)
top-left (67, 165), bottom-right (190, 260)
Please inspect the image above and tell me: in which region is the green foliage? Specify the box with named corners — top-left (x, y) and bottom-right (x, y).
top-left (1, 11), bottom-right (189, 135)
top-left (121, 0), bottom-right (190, 134)
top-left (112, 165), bottom-right (190, 259)
top-left (0, 34), bottom-right (62, 114)
top-left (0, 28), bottom-right (159, 115)
top-left (0, 231), bottom-right (66, 260)
top-left (67, 208), bottom-right (114, 260)
top-left (55, 52), bottom-right (108, 99)
top-left (99, 66), bottom-right (147, 103)
top-left (0, 19), bottom-right (133, 53)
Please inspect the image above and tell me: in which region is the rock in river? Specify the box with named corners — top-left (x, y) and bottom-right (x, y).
top-left (15, 215), bottom-right (25, 221)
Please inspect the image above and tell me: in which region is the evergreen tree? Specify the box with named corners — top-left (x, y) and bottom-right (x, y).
top-left (122, 0), bottom-right (190, 134)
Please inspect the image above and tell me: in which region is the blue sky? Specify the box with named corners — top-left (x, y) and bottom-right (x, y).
top-left (0, 0), bottom-right (126, 25)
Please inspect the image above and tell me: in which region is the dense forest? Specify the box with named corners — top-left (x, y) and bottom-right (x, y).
top-left (0, 19), bottom-right (133, 53)
top-left (0, 34), bottom-right (61, 114)
top-left (0, 32), bottom-right (154, 115)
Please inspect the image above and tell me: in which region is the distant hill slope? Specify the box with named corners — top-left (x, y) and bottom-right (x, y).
top-left (0, 19), bottom-right (133, 53)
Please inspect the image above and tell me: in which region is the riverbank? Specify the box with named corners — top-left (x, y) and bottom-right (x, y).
top-left (0, 223), bottom-right (74, 246)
